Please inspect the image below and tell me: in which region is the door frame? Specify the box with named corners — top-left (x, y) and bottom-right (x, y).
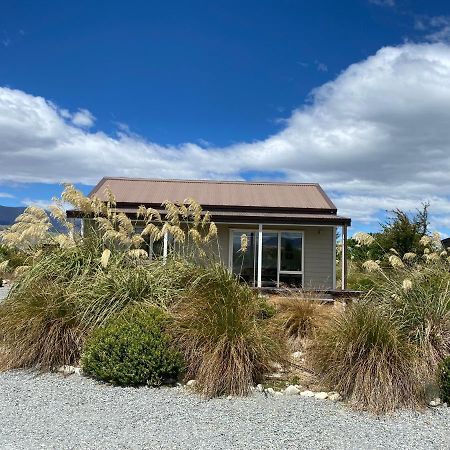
top-left (228, 227), bottom-right (305, 288)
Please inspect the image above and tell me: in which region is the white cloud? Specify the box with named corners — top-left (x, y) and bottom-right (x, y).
top-left (71, 109), bottom-right (95, 128)
top-left (0, 192), bottom-right (14, 198)
top-left (415, 15), bottom-right (450, 43)
top-left (1, 43), bottom-right (450, 233)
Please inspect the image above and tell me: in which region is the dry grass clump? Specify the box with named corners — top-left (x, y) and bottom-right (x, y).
top-left (273, 296), bottom-right (331, 345)
top-left (172, 264), bottom-right (286, 397)
top-left (0, 244), bottom-right (99, 370)
top-left (0, 277), bottom-right (84, 370)
top-left (379, 267), bottom-right (450, 375)
top-left (311, 301), bottom-right (424, 414)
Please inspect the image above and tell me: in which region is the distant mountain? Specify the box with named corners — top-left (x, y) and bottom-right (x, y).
top-left (0, 205), bottom-right (26, 226)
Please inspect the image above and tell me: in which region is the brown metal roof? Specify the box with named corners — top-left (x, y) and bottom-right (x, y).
top-left (90, 177), bottom-right (338, 212)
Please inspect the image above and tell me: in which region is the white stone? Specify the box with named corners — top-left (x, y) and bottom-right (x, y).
top-left (186, 379), bottom-right (197, 387)
top-left (256, 384), bottom-right (264, 392)
top-left (227, 395), bottom-right (233, 400)
top-left (315, 392), bottom-right (328, 400)
top-left (266, 387), bottom-right (275, 396)
top-left (58, 365), bottom-right (77, 375)
top-left (300, 390), bottom-right (315, 397)
top-left (291, 351), bottom-right (303, 359)
top-left (73, 367), bottom-right (82, 376)
top-left (274, 391), bottom-right (283, 397)
top-left (328, 392), bottom-right (342, 401)
top-left (284, 385), bottom-right (301, 396)
top-left (429, 398), bottom-right (442, 407)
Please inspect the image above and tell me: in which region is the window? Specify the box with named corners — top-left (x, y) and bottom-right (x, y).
top-left (230, 229), bottom-right (303, 288)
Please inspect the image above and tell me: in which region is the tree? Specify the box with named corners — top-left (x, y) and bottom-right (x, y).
top-left (375, 203), bottom-right (429, 257)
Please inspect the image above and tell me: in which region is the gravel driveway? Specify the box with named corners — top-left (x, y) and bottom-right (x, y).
top-left (0, 371), bottom-right (449, 450)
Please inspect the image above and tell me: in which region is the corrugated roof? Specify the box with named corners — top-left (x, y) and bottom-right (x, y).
top-left (90, 177), bottom-right (337, 212)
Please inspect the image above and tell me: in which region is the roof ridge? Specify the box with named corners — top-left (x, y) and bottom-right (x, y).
top-left (100, 176), bottom-right (320, 187)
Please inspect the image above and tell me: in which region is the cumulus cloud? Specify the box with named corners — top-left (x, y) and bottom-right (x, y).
top-left (1, 43), bottom-right (450, 233)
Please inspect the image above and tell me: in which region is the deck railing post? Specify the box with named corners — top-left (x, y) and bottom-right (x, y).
top-left (341, 224), bottom-right (348, 290)
top-left (163, 231), bottom-right (168, 264)
top-left (257, 224), bottom-right (263, 288)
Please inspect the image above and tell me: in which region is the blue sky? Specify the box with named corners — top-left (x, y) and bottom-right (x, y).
top-left (1, 0), bottom-right (450, 236)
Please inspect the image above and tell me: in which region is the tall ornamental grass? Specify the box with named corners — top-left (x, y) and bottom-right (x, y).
top-left (172, 264), bottom-right (286, 397)
top-left (0, 185), bottom-right (218, 372)
top-left (312, 301), bottom-right (423, 414)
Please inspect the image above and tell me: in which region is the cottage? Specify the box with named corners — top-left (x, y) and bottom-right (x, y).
top-left (79, 177), bottom-right (351, 290)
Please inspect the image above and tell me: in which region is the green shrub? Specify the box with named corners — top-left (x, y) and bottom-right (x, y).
top-left (311, 301), bottom-right (423, 414)
top-left (81, 307), bottom-right (183, 386)
top-left (441, 356), bottom-right (450, 403)
top-left (172, 264), bottom-right (286, 397)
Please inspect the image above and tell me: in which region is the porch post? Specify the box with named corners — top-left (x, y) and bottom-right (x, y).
top-left (257, 224), bottom-right (263, 288)
top-left (341, 224), bottom-right (348, 290)
top-left (68, 218), bottom-right (75, 240)
top-left (163, 230), bottom-right (168, 264)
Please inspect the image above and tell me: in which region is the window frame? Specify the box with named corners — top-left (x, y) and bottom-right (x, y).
top-left (228, 228), bottom-right (304, 288)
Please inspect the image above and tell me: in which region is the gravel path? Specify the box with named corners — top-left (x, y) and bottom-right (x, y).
top-left (0, 371), bottom-right (449, 450)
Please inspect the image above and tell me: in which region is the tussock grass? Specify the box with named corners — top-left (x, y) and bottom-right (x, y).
top-left (381, 268), bottom-right (450, 373)
top-left (172, 264), bottom-right (286, 397)
top-left (311, 302), bottom-right (424, 414)
top-left (0, 244), bottom-right (98, 370)
top-left (273, 296), bottom-right (330, 343)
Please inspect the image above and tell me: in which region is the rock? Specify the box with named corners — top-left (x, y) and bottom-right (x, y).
top-left (256, 384), bottom-right (264, 392)
top-left (227, 395), bottom-right (233, 400)
top-left (291, 351), bottom-right (303, 359)
top-left (284, 385), bottom-right (301, 396)
top-left (58, 365), bottom-right (77, 376)
top-left (315, 392), bottom-right (328, 400)
top-left (429, 398), bottom-right (442, 407)
top-left (186, 379), bottom-right (197, 387)
top-left (73, 367), bottom-right (82, 376)
top-left (328, 392), bottom-right (342, 402)
top-left (266, 388), bottom-right (275, 396)
top-left (300, 390), bottom-right (315, 397)
top-left (274, 391), bottom-right (283, 397)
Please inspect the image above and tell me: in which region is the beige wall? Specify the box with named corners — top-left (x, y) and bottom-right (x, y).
top-left (214, 223), bottom-right (336, 290)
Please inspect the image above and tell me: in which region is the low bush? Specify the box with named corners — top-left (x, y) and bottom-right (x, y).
top-left (441, 356), bottom-right (450, 403)
top-left (172, 264), bottom-right (286, 397)
top-left (81, 307), bottom-right (183, 386)
top-left (311, 301), bottom-right (423, 414)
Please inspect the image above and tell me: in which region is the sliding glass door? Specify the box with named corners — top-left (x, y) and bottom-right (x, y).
top-left (231, 231), bottom-right (257, 286)
top-left (230, 229), bottom-right (303, 288)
